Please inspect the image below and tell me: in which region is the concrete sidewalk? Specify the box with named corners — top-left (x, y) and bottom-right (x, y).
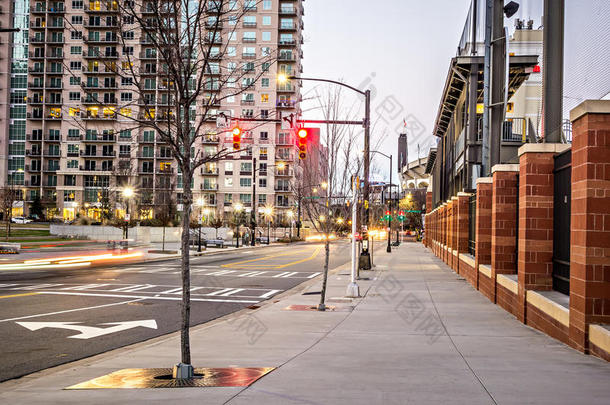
top-left (1, 243), bottom-right (609, 404)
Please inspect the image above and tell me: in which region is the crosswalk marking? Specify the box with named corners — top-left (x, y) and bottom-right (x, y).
top-left (206, 288), bottom-right (245, 297)
top-left (207, 270), bottom-right (236, 276)
top-left (112, 284), bottom-right (155, 293)
top-left (281, 272), bottom-right (299, 278)
top-left (61, 284), bottom-right (109, 291)
top-left (159, 287), bottom-right (183, 294)
top-left (258, 289), bottom-right (281, 298)
top-left (14, 283), bottom-right (63, 290)
top-left (272, 272), bottom-right (291, 278)
top-left (239, 271), bottom-right (267, 277)
top-left (307, 272), bottom-right (322, 278)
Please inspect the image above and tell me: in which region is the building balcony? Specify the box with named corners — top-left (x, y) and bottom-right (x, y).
top-left (139, 51), bottom-right (158, 60)
top-left (25, 165), bottom-right (40, 173)
top-left (277, 85), bottom-right (296, 93)
top-left (202, 134), bottom-right (220, 144)
top-left (275, 169), bottom-right (294, 177)
top-left (240, 99), bottom-right (255, 106)
top-left (26, 134), bottom-right (43, 142)
top-left (84, 37), bottom-right (119, 44)
top-left (274, 186), bottom-right (291, 192)
top-left (276, 100), bottom-right (297, 109)
top-left (279, 23), bottom-right (297, 31)
top-left (44, 135), bottom-right (62, 142)
top-left (84, 4), bottom-right (119, 13)
top-left (200, 183), bottom-right (218, 191)
top-left (43, 166), bottom-right (60, 173)
top-left (81, 135), bottom-right (116, 142)
top-left (201, 168), bottom-right (219, 175)
top-left (278, 39), bottom-right (297, 46)
top-left (278, 53), bottom-right (297, 62)
top-left (279, 7), bottom-right (298, 16)
top-left (26, 150), bottom-right (42, 157)
top-left (243, 22), bottom-right (257, 28)
top-left (79, 166), bottom-right (114, 172)
top-left (28, 66), bottom-right (45, 74)
top-left (82, 50), bottom-right (119, 59)
top-left (82, 66), bottom-right (118, 74)
top-left (83, 83), bottom-right (118, 90)
top-left (156, 168), bottom-right (175, 175)
top-left (83, 21), bottom-right (119, 29)
top-left (82, 113), bottom-right (117, 120)
top-left (138, 136), bottom-right (156, 143)
top-left (43, 150), bottom-right (61, 157)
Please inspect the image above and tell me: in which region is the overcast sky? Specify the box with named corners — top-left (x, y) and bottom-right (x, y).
top-left (299, 0), bottom-right (610, 182)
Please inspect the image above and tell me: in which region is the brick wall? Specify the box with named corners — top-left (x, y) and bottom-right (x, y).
top-left (475, 178), bottom-right (493, 290)
top-left (568, 101), bottom-right (610, 352)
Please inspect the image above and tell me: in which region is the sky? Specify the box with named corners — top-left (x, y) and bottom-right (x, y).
top-left (299, 0), bottom-right (610, 182)
top-left (301, 0), bottom-right (472, 181)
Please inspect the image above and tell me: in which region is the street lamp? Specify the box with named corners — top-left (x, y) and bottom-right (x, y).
top-left (263, 206), bottom-right (273, 245)
top-left (196, 197), bottom-right (205, 252)
top-left (278, 74), bottom-right (372, 236)
top-left (250, 159), bottom-right (286, 246)
top-left (122, 187), bottom-right (135, 246)
top-left (370, 150), bottom-right (394, 253)
top-left (234, 202), bottom-right (244, 248)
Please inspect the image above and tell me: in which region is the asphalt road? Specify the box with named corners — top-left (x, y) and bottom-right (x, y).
top-left (0, 241), bottom-right (352, 382)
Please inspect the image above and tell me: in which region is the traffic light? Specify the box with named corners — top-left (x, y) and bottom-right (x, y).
top-left (384, 210), bottom-right (392, 221)
top-left (397, 211), bottom-right (406, 222)
top-left (232, 127), bottom-right (241, 150)
top-left (297, 127), bottom-right (308, 160)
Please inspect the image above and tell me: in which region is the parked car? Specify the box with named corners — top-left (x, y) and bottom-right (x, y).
top-left (11, 217), bottom-right (32, 224)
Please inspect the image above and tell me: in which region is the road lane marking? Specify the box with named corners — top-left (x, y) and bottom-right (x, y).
top-left (36, 291), bottom-right (259, 304)
top-left (61, 284), bottom-right (110, 291)
top-left (0, 298), bottom-right (146, 323)
top-left (258, 290), bottom-right (281, 299)
top-left (114, 284), bottom-right (156, 293)
top-left (159, 287), bottom-right (182, 294)
top-left (307, 272), bottom-right (322, 278)
top-left (221, 249), bottom-right (309, 268)
top-left (275, 246), bottom-right (323, 269)
top-left (0, 292), bottom-right (40, 299)
top-left (14, 283), bottom-right (64, 290)
top-left (16, 320), bottom-right (158, 340)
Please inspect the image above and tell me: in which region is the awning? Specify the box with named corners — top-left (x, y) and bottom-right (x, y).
top-left (432, 54), bottom-right (539, 139)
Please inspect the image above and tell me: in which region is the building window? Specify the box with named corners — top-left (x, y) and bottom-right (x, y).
top-left (72, 0), bottom-right (84, 9)
top-left (262, 63), bottom-right (270, 72)
top-left (259, 178), bottom-right (267, 188)
top-left (69, 92), bottom-right (80, 101)
top-left (239, 194), bottom-right (252, 204)
top-left (70, 46), bottom-right (82, 55)
top-left (71, 15), bottom-right (82, 24)
top-left (240, 178), bottom-right (252, 188)
top-left (120, 129), bottom-right (132, 139)
top-left (64, 191), bottom-right (75, 201)
top-left (67, 160), bottom-right (78, 169)
top-left (263, 0), bottom-right (272, 10)
top-left (262, 32), bottom-right (271, 42)
top-left (225, 177), bottom-right (233, 187)
top-left (262, 16), bottom-right (271, 25)
top-left (70, 77), bottom-right (81, 85)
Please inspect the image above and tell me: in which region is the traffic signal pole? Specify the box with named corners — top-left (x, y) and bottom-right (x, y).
top-left (387, 154), bottom-right (392, 253)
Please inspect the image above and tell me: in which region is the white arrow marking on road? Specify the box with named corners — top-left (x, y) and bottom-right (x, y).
top-left (15, 320), bottom-right (158, 339)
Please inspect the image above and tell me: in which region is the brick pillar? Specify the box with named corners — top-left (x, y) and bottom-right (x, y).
top-left (569, 100), bottom-right (610, 352)
top-left (424, 191), bottom-right (432, 247)
top-left (517, 143), bottom-right (571, 322)
top-left (456, 192), bottom-right (471, 274)
top-left (475, 178), bottom-right (493, 290)
top-left (491, 165), bottom-right (519, 303)
top-left (452, 197), bottom-right (459, 270)
top-left (442, 203), bottom-right (448, 262)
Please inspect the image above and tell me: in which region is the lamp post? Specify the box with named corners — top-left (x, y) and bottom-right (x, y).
top-left (234, 202), bottom-right (244, 248)
top-left (370, 150), bottom-right (393, 253)
top-left (122, 187), bottom-right (135, 247)
top-left (251, 160), bottom-right (285, 246)
top-left (278, 74), bottom-right (371, 240)
top-left (196, 197), bottom-right (205, 252)
top-left (263, 206), bottom-right (273, 245)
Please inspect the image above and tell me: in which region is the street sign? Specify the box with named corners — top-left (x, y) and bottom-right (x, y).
top-left (216, 112), bottom-right (231, 129)
top-left (16, 320), bottom-right (158, 340)
top-left (124, 214), bottom-right (130, 221)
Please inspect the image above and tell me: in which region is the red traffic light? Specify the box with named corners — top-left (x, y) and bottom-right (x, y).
top-left (297, 128), bottom-right (308, 139)
top-left (385, 210), bottom-right (390, 216)
top-left (232, 127), bottom-right (241, 136)
top-left (232, 127), bottom-right (241, 150)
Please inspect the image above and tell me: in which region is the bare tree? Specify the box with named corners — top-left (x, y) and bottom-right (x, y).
top-left (58, 0), bottom-right (274, 374)
top-left (0, 186), bottom-right (17, 241)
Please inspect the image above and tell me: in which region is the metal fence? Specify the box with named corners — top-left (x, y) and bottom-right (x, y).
top-left (468, 194), bottom-right (476, 256)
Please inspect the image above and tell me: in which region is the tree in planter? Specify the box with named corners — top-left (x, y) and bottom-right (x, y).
top-left (0, 187), bottom-right (17, 241)
top-left (60, 0), bottom-right (274, 376)
top-left (210, 217), bottom-right (224, 240)
top-left (229, 207), bottom-right (247, 247)
top-left (30, 196), bottom-right (44, 221)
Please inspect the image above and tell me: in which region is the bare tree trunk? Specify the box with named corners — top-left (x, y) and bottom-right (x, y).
top-left (163, 225), bottom-right (166, 252)
top-left (180, 184), bottom-right (192, 365)
top-left (318, 239), bottom-right (330, 310)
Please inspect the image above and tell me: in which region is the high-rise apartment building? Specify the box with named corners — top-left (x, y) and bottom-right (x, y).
top-left (22, 0), bottom-right (305, 223)
top-left (1, 1), bottom-right (30, 217)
